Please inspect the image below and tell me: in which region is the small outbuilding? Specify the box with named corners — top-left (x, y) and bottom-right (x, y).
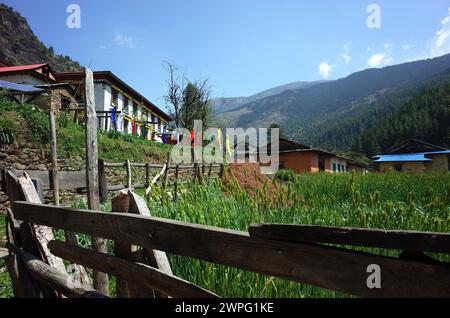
top-left (372, 139), bottom-right (450, 173)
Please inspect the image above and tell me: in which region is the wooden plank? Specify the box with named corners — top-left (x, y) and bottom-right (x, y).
top-left (18, 173), bottom-right (67, 275)
top-left (98, 159), bottom-right (108, 203)
top-left (13, 202), bottom-right (450, 298)
top-left (31, 178), bottom-right (44, 203)
top-left (145, 163), bottom-right (151, 188)
top-left (249, 224), bottom-right (450, 254)
top-left (128, 191), bottom-right (173, 280)
top-left (174, 165), bottom-right (179, 200)
top-left (12, 170), bottom-right (86, 190)
top-left (5, 170), bottom-right (20, 202)
top-left (130, 163), bottom-right (147, 168)
top-left (48, 240), bottom-right (218, 298)
top-left (49, 109), bottom-right (59, 205)
top-left (163, 154), bottom-right (171, 189)
top-left (112, 190), bottom-right (134, 298)
top-left (126, 160), bottom-right (132, 189)
top-left (219, 164), bottom-right (225, 178)
top-left (5, 208), bottom-right (42, 298)
top-left (84, 67), bottom-right (109, 295)
top-left (112, 191), bottom-right (155, 298)
top-left (8, 243), bottom-right (107, 298)
top-left (104, 163), bottom-right (126, 168)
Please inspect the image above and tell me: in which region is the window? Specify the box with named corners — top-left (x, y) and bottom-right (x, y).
top-left (133, 102), bottom-right (139, 118)
top-left (333, 163), bottom-right (337, 172)
top-left (124, 96), bottom-right (129, 113)
top-left (394, 164), bottom-right (402, 172)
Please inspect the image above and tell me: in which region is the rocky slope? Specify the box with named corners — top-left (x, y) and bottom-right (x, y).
top-left (0, 3), bottom-right (82, 71)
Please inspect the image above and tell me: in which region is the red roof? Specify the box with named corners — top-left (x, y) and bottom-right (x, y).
top-left (0, 63), bottom-right (48, 73)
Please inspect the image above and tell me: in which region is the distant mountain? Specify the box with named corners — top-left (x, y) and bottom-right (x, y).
top-left (213, 80), bottom-right (327, 116)
top-left (215, 54), bottom-right (450, 155)
top-left (0, 4), bottom-right (82, 72)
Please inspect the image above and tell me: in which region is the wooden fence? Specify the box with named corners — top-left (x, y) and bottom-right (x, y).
top-left (1, 160), bottom-right (226, 203)
top-left (3, 169), bottom-right (450, 298)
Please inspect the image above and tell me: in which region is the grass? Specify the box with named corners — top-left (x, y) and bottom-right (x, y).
top-left (0, 216), bottom-right (13, 298)
top-left (57, 114), bottom-right (172, 166)
top-left (144, 172), bottom-right (450, 298)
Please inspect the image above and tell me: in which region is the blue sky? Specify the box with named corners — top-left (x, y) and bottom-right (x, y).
top-left (3, 0), bottom-right (450, 108)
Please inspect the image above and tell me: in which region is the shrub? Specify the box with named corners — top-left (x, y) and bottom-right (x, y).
top-left (0, 116), bottom-right (18, 144)
top-left (17, 105), bottom-right (50, 143)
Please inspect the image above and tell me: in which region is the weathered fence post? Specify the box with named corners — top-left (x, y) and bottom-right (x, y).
top-left (163, 154), bottom-right (171, 189)
top-left (219, 163), bottom-right (225, 178)
top-left (208, 164), bottom-right (213, 180)
top-left (174, 164), bottom-right (179, 200)
top-left (84, 67), bottom-right (109, 295)
top-left (145, 162), bottom-right (151, 188)
top-left (49, 109), bottom-right (59, 206)
top-left (126, 160), bottom-right (132, 189)
top-left (98, 159), bottom-right (108, 203)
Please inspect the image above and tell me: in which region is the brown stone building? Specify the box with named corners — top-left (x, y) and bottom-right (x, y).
top-left (274, 138), bottom-right (355, 173)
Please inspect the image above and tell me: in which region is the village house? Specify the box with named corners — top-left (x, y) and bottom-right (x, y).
top-left (0, 62), bottom-right (78, 112)
top-left (55, 71), bottom-right (171, 141)
top-left (373, 139), bottom-right (450, 173)
top-left (262, 138), bottom-right (356, 173)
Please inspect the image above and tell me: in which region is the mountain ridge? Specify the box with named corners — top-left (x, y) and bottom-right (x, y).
top-left (214, 53), bottom-right (450, 154)
top-left (0, 3), bottom-right (82, 72)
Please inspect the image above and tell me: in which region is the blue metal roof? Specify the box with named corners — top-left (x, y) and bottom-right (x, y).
top-left (373, 150), bottom-right (450, 163)
top-left (0, 80), bottom-right (44, 93)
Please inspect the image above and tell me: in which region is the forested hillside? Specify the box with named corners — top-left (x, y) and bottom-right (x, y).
top-left (215, 54), bottom-right (450, 157)
top-left (305, 73), bottom-right (450, 156)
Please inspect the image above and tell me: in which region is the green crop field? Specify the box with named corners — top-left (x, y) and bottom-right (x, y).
top-left (0, 172), bottom-right (449, 298)
top-left (145, 172), bottom-right (450, 298)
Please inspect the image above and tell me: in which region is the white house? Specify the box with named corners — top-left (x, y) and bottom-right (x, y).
top-left (56, 71), bottom-right (171, 141)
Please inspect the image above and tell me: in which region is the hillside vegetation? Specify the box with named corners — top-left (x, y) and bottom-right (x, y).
top-left (0, 96), bottom-right (171, 168)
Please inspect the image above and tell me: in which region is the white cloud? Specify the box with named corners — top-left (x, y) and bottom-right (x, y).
top-left (339, 44), bottom-right (351, 63)
top-left (427, 8), bottom-right (450, 58)
top-left (319, 61), bottom-right (332, 78)
top-left (368, 53), bottom-right (387, 67)
top-left (114, 34), bottom-right (134, 48)
top-left (367, 44), bottom-right (394, 68)
top-left (99, 45), bottom-right (108, 50)
top-left (402, 44), bottom-right (415, 51)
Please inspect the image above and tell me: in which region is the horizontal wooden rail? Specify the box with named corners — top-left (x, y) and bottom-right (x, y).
top-left (12, 201), bottom-right (450, 298)
top-left (48, 240), bottom-right (218, 298)
top-left (9, 169), bottom-right (86, 190)
top-left (249, 224), bottom-right (450, 254)
top-left (104, 162), bottom-right (225, 170)
top-left (8, 243), bottom-right (107, 298)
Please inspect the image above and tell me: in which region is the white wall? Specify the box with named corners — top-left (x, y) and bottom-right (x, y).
top-left (331, 157), bottom-right (348, 173)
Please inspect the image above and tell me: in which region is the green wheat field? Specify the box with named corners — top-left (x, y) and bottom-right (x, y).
top-left (1, 172), bottom-right (449, 298)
